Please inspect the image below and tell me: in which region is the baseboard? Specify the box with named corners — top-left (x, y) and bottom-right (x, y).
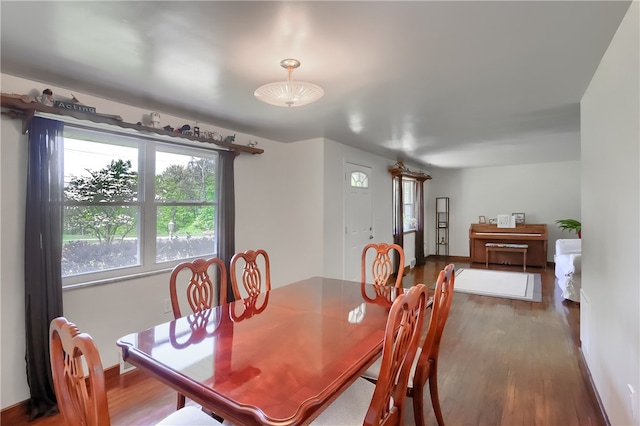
top-left (425, 255), bottom-right (470, 263)
top-left (578, 348), bottom-right (610, 426)
top-left (0, 364), bottom-right (121, 424)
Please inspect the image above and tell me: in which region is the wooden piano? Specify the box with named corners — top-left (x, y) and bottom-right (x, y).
top-left (469, 223), bottom-right (548, 268)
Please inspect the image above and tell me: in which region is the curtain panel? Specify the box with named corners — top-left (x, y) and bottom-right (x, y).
top-left (415, 178), bottom-right (426, 266)
top-left (24, 117), bottom-right (65, 419)
top-left (391, 175), bottom-right (404, 275)
top-left (217, 151), bottom-right (236, 302)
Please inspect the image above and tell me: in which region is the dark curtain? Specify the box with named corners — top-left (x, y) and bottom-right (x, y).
top-left (217, 150), bottom-right (236, 302)
top-left (415, 178), bottom-right (426, 266)
top-left (24, 117), bottom-right (65, 419)
top-left (391, 175), bottom-right (404, 275)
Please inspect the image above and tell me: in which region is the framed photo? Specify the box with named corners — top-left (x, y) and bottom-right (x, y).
top-left (478, 215), bottom-right (486, 224)
top-left (438, 221), bottom-right (447, 228)
top-left (512, 212), bottom-right (525, 224)
top-left (489, 218), bottom-right (497, 224)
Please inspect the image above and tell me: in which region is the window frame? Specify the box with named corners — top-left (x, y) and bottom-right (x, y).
top-left (402, 178), bottom-right (418, 232)
top-left (61, 124), bottom-right (221, 288)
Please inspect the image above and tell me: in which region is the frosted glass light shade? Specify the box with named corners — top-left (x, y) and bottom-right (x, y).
top-left (254, 80), bottom-right (324, 107)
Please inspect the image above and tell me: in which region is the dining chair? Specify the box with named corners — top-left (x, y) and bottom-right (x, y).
top-left (311, 283), bottom-right (428, 426)
top-left (361, 263), bottom-right (456, 426)
top-left (362, 242), bottom-right (405, 288)
top-left (229, 249), bottom-right (271, 300)
top-left (169, 257), bottom-right (227, 409)
top-left (49, 317), bottom-right (221, 426)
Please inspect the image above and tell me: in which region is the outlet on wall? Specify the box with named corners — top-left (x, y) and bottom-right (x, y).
top-left (163, 298), bottom-right (172, 314)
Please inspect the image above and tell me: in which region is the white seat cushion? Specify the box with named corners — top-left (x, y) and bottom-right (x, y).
top-left (156, 406), bottom-right (222, 426)
top-left (361, 347), bottom-right (422, 387)
top-left (310, 377), bottom-right (376, 425)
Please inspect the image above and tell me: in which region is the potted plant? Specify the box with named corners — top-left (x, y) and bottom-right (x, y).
top-left (555, 219), bottom-right (582, 238)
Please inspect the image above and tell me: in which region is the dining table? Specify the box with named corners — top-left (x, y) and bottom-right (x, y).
top-left (116, 276), bottom-right (409, 425)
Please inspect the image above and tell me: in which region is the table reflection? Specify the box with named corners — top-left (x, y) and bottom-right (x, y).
top-left (169, 309), bottom-right (222, 349)
top-left (230, 292), bottom-right (269, 322)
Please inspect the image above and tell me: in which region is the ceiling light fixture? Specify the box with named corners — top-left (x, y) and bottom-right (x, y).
top-left (254, 58), bottom-right (324, 107)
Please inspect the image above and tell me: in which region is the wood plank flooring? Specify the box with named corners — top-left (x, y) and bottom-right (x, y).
top-left (8, 259), bottom-right (603, 426)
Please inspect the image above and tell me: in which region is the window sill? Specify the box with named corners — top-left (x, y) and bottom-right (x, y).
top-left (62, 267), bottom-right (174, 291)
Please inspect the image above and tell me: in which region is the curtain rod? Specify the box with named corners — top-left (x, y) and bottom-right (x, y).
top-left (34, 111), bottom-right (233, 153)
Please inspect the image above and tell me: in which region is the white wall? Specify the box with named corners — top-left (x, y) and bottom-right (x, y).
top-left (581, 3), bottom-right (639, 425)
top-left (426, 162), bottom-right (581, 260)
top-left (322, 139), bottom-right (400, 279)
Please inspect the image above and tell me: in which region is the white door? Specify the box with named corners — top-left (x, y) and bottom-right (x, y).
top-left (344, 163), bottom-right (373, 281)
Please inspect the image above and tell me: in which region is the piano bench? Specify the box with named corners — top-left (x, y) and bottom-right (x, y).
top-left (485, 243), bottom-right (529, 271)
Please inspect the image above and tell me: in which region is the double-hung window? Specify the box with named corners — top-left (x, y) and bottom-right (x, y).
top-left (402, 179), bottom-right (418, 232)
top-left (62, 126), bottom-right (218, 286)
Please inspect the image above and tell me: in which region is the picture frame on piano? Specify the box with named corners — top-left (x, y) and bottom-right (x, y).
top-left (479, 215), bottom-right (486, 224)
top-left (489, 218), bottom-right (497, 224)
top-left (512, 212), bottom-right (525, 224)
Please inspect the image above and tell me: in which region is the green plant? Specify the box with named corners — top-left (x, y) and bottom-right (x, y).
top-left (555, 219), bottom-right (581, 236)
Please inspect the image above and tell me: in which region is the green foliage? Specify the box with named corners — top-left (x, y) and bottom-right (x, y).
top-left (155, 157), bottom-right (216, 236)
top-left (64, 160), bottom-right (138, 243)
top-left (555, 219), bottom-right (581, 234)
top-left (64, 156), bottom-right (216, 245)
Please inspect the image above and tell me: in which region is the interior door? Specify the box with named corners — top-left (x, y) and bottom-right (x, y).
top-left (344, 163), bottom-right (373, 281)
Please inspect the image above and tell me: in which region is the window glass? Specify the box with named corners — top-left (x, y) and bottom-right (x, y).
top-left (62, 127), bottom-right (218, 285)
top-left (402, 179), bottom-right (417, 231)
top-left (155, 146), bottom-right (217, 262)
top-left (350, 171), bottom-right (369, 188)
top-left (63, 137), bottom-right (140, 277)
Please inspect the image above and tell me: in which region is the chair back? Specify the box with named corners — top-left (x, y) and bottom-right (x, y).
top-left (364, 283), bottom-right (428, 426)
top-left (230, 249), bottom-right (271, 300)
top-left (50, 317), bottom-right (110, 426)
top-left (362, 242), bottom-right (405, 288)
top-left (414, 263), bottom-right (455, 388)
top-left (169, 257), bottom-right (227, 318)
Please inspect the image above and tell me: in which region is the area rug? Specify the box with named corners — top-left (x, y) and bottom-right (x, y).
top-left (453, 268), bottom-right (542, 302)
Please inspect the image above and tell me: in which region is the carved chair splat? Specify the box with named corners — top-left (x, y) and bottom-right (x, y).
top-left (230, 249), bottom-right (271, 300)
top-left (362, 242), bottom-right (405, 288)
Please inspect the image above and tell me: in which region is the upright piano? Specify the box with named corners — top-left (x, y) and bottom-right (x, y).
top-left (469, 223), bottom-right (548, 268)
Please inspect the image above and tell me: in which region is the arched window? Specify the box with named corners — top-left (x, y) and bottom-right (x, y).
top-left (350, 171), bottom-right (369, 188)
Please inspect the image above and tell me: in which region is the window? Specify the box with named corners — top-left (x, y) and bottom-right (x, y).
top-left (402, 179), bottom-right (418, 231)
top-left (62, 126), bottom-right (218, 285)
top-left (350, 171), bottom-right (369, 188)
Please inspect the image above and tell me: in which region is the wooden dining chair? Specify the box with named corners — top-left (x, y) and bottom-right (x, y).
top-left (361, 263), bottom-right (456, 426)
top-left (311, 283), bottom-right (428, 426)
top-left (169, 257), bottom-right (227, 409)
top-left (49, 317), bottom-right (221, 426)
top-left (230, 249), bottom-right (271, 300)
top-left (362, 242), bottom-right (405, 288)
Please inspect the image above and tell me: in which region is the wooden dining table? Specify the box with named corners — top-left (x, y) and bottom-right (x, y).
top-left (116, 276), bottom-right (406, 425)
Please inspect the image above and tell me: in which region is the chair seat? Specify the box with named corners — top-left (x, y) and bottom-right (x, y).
top-left (156, 406), bottom-right (222, 425)
top-left (361, 347), bottom-right (422, 388)
top-left (310, 378), bottom-right (376, 425)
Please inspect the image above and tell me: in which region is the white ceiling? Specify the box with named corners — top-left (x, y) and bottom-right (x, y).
top-left (0, 1), bottom-right (630, 168)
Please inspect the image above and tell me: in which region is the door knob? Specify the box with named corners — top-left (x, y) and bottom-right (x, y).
top-left (369, 235), bottom-right (374, 239)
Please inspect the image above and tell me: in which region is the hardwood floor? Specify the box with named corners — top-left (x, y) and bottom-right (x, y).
top-left (9, 258), bottom-right (602, 426)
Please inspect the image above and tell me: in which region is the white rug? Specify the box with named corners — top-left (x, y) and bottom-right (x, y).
top-left (454, 268), bottom-right (542, 302)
